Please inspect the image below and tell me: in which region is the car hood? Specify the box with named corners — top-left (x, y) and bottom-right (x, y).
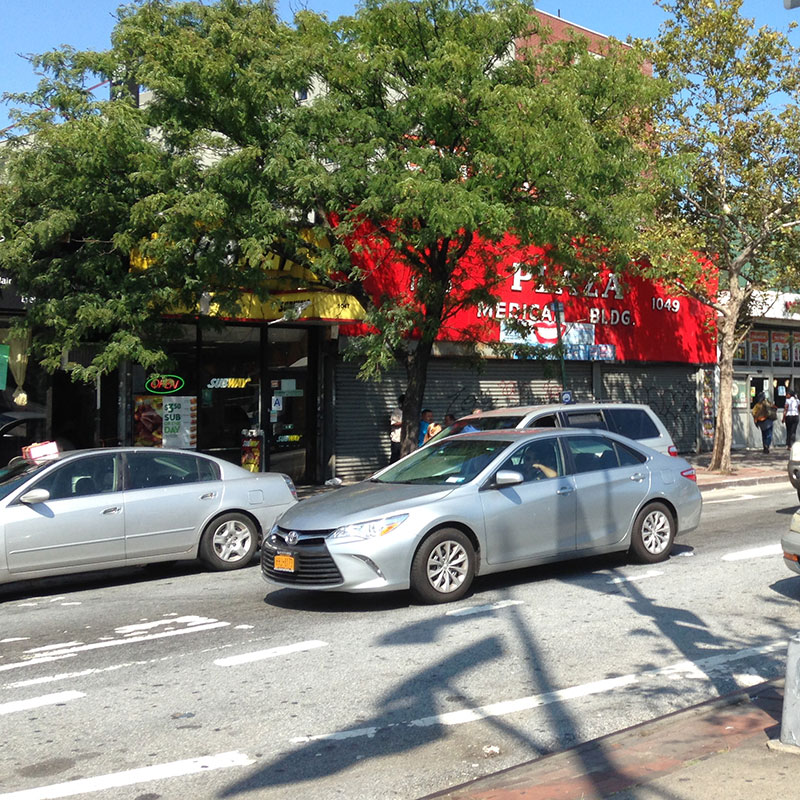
top-left (278, 480), bottom-right (457, 528)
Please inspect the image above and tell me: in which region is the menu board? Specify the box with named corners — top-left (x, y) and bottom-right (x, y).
top-left (133, 395), bottom-right (197, 449)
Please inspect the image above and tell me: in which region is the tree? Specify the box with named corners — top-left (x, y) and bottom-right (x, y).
top-left (0, 0), bottom-right (303, 381)
top-left (2, 0), bottom-right (663, 454)
top-left (642, 0), bottom-right (800, 471)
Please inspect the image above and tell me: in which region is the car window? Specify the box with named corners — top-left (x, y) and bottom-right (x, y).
top-left (615, 441), bottom-right (647, 466)
top-left (527, 414), bottom-right (557, 428)
top-left (33, 454), bottom-right (119, 500)
top-left (565, 436), bottom-right (619, 473)
top-left (605, 408), bottom-right (660, 440)
top-left (562, 411), bottom-right (608, 430)
top-left (376, 439), bottom-right (510, 485)
top-left (125, 451), bottom-right (220, 490)
top-left (499, 438), bottom-right (563, 482)
top-left (0, 460), bottom-right (45, 501)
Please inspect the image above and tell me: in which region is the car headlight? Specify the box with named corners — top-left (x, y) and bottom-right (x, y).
top-left (330, 514), bottom-right (408, 541)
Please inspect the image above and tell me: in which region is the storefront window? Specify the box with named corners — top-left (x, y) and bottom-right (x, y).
top-left (773, 332), bottom-right (791, 364)
top-left (749, 331), bottom-right (769, 364)
top-left (199, 326), bottom-right (260, 465)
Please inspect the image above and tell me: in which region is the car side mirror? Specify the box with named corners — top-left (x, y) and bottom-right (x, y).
top-left (19, 488), bottom-right (51, 505)
top-left (494, 470), bottom-right (524, 488)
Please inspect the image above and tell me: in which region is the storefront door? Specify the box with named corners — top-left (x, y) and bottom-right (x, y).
top-left (268, 328), bottom-right (309, 483)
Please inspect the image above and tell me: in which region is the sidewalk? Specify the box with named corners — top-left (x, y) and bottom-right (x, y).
top-left (687, 447), bottom-right (791, 492)
top-left (425, 680), bottom-right (795, 800)
top-left (423, 449), bottom-right (795, 800)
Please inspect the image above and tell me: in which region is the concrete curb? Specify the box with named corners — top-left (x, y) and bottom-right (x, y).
top-left (698, 473), bottom-right (788, 492)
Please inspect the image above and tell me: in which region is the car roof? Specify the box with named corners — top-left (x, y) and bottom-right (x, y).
top-left (456, 402), bottom-right (654, 420)
top-left (439, 427), bottom-right (632, 442)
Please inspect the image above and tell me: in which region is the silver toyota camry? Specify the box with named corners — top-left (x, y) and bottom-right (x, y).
top-left (0, 448), bottom-right (298, 586)
top-left (262, 429), bottom-right (702, 603)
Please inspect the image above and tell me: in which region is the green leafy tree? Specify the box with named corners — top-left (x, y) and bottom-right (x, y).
top-left (0, 0), bottom-right (303, 381)
top-left (2, 0), bottom-right (664, 454)
top-left (642, 0), bottom-right (800, 471)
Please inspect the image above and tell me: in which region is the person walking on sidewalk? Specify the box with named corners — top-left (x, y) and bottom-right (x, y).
top-left (784, 389), bottom-right (800, 450)
top-left (752, 391), bottom-right (777, 453)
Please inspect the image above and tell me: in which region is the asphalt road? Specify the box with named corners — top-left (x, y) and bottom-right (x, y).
top-left (1, 482), bottom-right (799, 800)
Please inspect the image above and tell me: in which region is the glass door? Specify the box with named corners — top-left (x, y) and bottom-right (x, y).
top-left (268, 328), bottom-right (308, 483)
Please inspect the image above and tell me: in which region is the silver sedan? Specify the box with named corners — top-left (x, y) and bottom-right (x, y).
top-left (0, 448), bottom-right (297, 585)
top-left (262, 429), bottom-right (702, 603)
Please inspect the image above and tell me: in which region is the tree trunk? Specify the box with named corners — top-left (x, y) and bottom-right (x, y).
top-left (399, 337), bottom-right (434, 457)
top-left (709, 307), bottom-right (739, 472)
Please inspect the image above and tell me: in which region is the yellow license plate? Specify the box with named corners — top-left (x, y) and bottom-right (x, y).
top-left (274, 553), bottom-right (296, 572)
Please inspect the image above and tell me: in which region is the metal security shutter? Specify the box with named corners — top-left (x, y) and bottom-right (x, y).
top-left (334, 362), bottom-right (406, 482)
top-left (333, 357), bottom-right (595, 482)
top-left (600, 365), bottom-right (699, 453)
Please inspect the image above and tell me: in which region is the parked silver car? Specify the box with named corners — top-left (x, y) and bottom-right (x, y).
top-left (430, 402), bottom-right (678, 456)
top-left (0, 448), bottom-right (298, 585)
top-left (262, 429), bottom-right (702, 603)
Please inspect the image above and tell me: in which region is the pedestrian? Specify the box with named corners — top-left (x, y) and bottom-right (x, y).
top-left (418, 408), bottom-right (434, 447)
top-left (444, 413), bottom-right (457, 427)
top-left (784, 389), bottom-right (799, 450)
top-left (389, 394), bottom-right (404, 463)
top-left (751, 391), bottom-right (777, 453)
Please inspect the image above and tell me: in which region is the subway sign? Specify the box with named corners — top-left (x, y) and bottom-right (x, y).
top-left (146, 374), bottom-right (185, 394)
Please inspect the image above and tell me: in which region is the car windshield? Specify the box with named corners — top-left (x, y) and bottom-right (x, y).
top-left (0, 459), bottom-right (45, 501)
top-left (375, 438), bottom-right (510, 485)
top-left (426, 415), bottom-right (524, 445)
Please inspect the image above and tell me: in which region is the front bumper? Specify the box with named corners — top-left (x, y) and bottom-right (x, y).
top-left (260, 533), bottom-right (411, 593)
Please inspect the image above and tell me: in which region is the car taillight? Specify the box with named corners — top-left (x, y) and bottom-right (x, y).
top-left (680, 468), bottom-right (697, 482)
top-left (785, 551), bottom-right (800, 563)
top-left (668, 445), bottom-right (679, 457)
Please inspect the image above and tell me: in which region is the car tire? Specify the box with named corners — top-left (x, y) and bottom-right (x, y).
top-left (410, 528), bottom-right (475, 604)
top-left (629, 502), bottom-right (675, 564)
top-left (199, 512), bottom-right (259, 571)
top-left (796, 486), bottom-right (800, 504)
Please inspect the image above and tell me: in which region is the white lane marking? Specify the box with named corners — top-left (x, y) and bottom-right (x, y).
top-left (704, 494), bottom-right (758, 505)
top-left (5, 663), bottom-right (139, 689)
top-left (48, 597), bottom-right (66, 603)
top-left (115, 616), bottom-right (218, 635)
top-left (606, 570), bottom-right (663, 584)
top-left (0, 751), bottom-right (254, 800)
top-left (214, 640), bottom-right (327, 666)
top-left (25, 643), bottom-right (83, 654)
top-left (446, 600), bottom-right (525, 617)
top-left (0, 622), bottom-right (229, 671)
top-left (0, 691), bottom-right (84, 716)
top-left (290, 640), bottom-right (788, 744)
top-left (1, 638), bottom-right (30, 643)
top-left (235, 624), bottom-right (254, 630)
top-left (722, 543), bottom-right (783, 561)
top-left (734, 673), bottom-right (767, 688)
top-left (673, 551), bottom-right (695, 557)
top-left (0, 655), bottom-right (77, 673)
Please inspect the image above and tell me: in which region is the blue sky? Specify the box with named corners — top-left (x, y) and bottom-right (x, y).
top-left (1, 0), bottom-right (798, 131)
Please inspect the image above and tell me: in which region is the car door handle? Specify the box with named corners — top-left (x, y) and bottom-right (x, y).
top-left (630, 473), bottom-right (646, 482)
top-left (102, 506), bottom-right (121, 515)
top-left (200, 492), bottom-right (217, 500)
top-left (556, 485), bottom-right (574, 495)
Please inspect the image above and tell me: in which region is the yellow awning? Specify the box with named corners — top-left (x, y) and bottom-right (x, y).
top-left (204, 290), bottom-right (365, 323)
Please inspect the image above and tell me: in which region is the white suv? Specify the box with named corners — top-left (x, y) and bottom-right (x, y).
top-left (435, 403), bottom-right (678, 456)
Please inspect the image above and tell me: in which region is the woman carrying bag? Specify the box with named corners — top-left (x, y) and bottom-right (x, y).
top-left (752, 391), bottom-right (778, 453)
